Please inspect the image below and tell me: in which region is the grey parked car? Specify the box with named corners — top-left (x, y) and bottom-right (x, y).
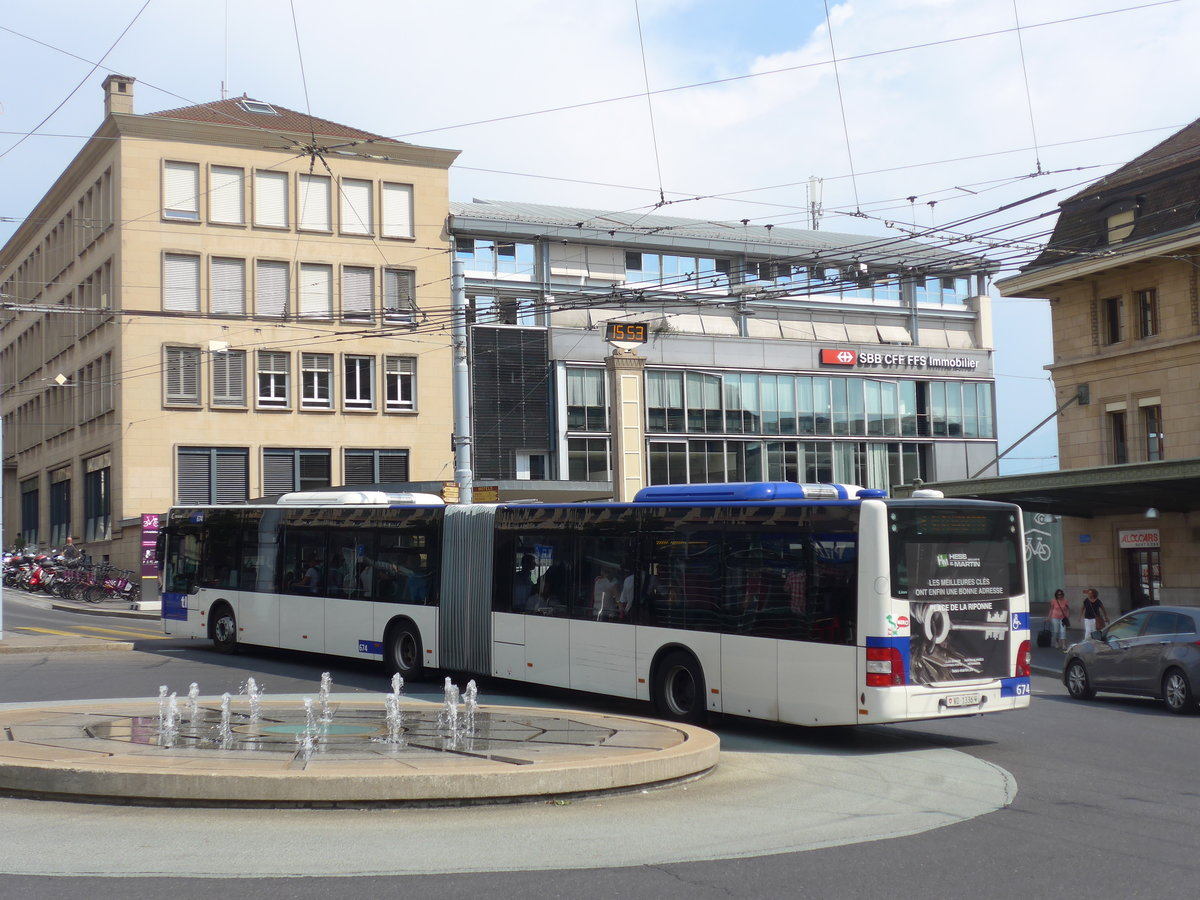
top-left (1063, 606), bottom-right (1200, 714)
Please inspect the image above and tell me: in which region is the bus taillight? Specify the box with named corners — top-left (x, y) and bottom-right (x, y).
top-left (1015, 639), bottom-right (1031, 678)
top-left (866, 647), bottom-right (906, 687)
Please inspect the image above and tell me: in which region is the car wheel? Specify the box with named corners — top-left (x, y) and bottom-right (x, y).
top-left (652, 650), bottom-right (707, 724)
top-left (1162, 668), bottom-right (1196, 715)
top-left (211, 604), bottom-right (238, 654)
top-left (1065, 659), bottom-right (1095, 700)
top-left (386, 623), bottom-right (424, 680)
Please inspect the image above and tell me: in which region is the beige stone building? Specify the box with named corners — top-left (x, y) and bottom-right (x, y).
top-left (1, 76), bottom-right (459, 571)
top-left (919, 117), bottom-right (1200, 612)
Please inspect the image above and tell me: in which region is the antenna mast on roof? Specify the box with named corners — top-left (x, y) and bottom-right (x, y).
top-left (807, 177), bottom-right (823, 231)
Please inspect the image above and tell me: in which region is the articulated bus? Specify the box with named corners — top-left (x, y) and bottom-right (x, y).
top-left (160, 482), bottom-right (1031, 725)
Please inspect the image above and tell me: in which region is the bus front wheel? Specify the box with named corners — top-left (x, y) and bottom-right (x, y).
top-left (211, 604), bottom-right (238, 655)
top-left (652, 650), bottom-right (707, 724)
top-left (387, 623), bottom-right (424, 680)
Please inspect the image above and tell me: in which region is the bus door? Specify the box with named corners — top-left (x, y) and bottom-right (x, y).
top-left (569, 532), bottom-right (636, 699)
top-left (776, 529), bottom-right (859, 726)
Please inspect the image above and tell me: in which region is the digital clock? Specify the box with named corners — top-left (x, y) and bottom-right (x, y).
top-left (604, 321), bottom-right (649, 344)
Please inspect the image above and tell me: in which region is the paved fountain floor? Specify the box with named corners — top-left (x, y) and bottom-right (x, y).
top-left (0, 694), bottom-right (717, 806)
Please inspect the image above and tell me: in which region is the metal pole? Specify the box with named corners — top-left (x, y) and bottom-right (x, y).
top-left (1, 415), bottom-right (5, 638)
top-left (451, 258), bottom-right (473, 504)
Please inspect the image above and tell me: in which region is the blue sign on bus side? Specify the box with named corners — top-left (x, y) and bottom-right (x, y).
top-left (1010, 612), bottom-right (1029, 632)
top-left (162, 592), bottom-right (188, 621)
top-left (1001, 677), bottom-right (1031, 698)
top-left (358, 640), bottom-right (383, 655)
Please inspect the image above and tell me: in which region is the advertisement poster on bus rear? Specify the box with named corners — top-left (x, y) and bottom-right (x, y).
top-left (905, 543), bottom-right (1013, 683)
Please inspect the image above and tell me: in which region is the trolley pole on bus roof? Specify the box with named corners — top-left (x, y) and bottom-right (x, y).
top-left (451, 258), bottom-right (473, 504)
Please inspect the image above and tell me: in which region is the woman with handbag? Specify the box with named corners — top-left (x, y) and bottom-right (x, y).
top-left (1048, 588), bottom-right (1071, 650)
top-left (1081, 588), bottom-right (1108, 639)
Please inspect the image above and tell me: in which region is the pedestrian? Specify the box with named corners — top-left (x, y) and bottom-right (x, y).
top-left (1048, 588), bottom-right (1071, 649)
top-left (62, 536), bottom-right (83, 566)
top-left (1081, 588), bottom-right (1109, 638)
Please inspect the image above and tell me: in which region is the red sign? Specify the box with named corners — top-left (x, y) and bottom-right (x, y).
top-left (820, 348), bottom-right (857, 366)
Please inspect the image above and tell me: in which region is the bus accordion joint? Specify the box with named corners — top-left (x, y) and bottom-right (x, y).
top-left (865, 646), bottom-right (906, 686)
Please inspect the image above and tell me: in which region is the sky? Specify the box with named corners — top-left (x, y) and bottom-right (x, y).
top-left (2, 0), bottom-right (1196, 476)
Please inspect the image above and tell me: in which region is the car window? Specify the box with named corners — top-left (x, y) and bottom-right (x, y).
top-left (1105, 612), bottom-right (1147, 640)
top-left (1175, 614), bottom-right (1198, 636)
top-left (1145, 611), bottom-right (1184, 636)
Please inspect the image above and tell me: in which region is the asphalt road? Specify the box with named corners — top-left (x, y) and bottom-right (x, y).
top-left (1, 592), bottom-right (1197, 900)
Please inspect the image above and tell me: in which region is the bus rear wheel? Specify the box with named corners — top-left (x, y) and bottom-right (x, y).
top-left (387, 624), bottom-right (424, 680)
top-left (653, 650), bottom-right (707, 724)
top-left (211, 604), bottom-right (238, 654)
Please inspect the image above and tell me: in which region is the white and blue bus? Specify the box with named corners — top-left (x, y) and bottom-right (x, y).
top-left (160, 482), bottom-right (1031, 725)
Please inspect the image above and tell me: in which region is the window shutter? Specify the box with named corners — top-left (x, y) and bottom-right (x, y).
top-left (164, 162), bottom-right (199, 219)
top-left (299, 264), bottom-right (333, 318)
top-left (343, 452), bottom-right (374, 485)
top-left (298, 174), bottom-right (331, 231)
top-left (211, 350), bottom-right (246, 406)
top-left (164, 254), bottom-right (201, 312)
top-left (384, 269), bottom-right (415, 322)
top-left (378, 450), bottom-right (409, 481)
top-left (340, 179), bottom-right (372, 235)
top-left (255, 260), bottom-right (289, 318)
top-left (381, 183), bottom-right (413, 238)
top-left (210, 166), bottom-right (245, 223)
top-left (254, 171), bottom-right (289, 227)
top-left (166, 347), bottom-right (200, 403)
top-left (210, 257), bottom-right (246, 315)
top-left (342, 267), bottom-right (374, 320)
top-left (262, 452), bottom-right (296, 496)
top-left (176, 449), bottom-right (212, 505)
top-left (214, 450), bottom-right (249, 504)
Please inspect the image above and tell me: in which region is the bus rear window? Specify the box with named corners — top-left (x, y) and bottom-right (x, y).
top-left (887, 504), bottom-right (1023, 601)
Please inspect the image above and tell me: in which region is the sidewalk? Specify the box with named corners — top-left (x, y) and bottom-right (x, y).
top-left (0, 587), bottom-right (153, 654)
top-left (1029, 616), bottom-right (1080, 676)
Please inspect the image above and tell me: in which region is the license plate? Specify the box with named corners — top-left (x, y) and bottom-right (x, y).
top-left (944, 693), bottom-right (981, 708)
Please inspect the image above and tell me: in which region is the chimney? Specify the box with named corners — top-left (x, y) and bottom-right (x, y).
top-left (103, 75), bottom-right (135, 116)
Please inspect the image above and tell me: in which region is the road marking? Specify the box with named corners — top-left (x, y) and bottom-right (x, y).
top-left (73, 625), bottom-right (168, 640)
top-left (14, 626), bottom-right (108, 639)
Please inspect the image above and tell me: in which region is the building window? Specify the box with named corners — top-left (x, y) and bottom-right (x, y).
top-left (177, 447), bottom-right (249, 505)
top-left (299, 263), bottom-right (333, 318)
top-left (566, 368), bottom-right (607, 431)
top-left (384, 269), bottom-right (417, 323)
top-left (381, 182), bottom-right (414, 238)
top-left (164, 346), bottom-right (202, 405)
top-left (83, 454), bottom-right (112, 541)
top-left (211, 349), bottom-right (247, 407)
top-left (1102, 296), bottom-right (1122, 344)
top-left (163, 253), bottom-right (201, 312)
top-left (297, 174), bottom-right (332, 232)
top-left (568, 437), bottom-right (610, 481)
top-left (1143, 405), bottom-right (1164, 461)
top-left (263, 448), bottom-right (331, 496)
top-left (624, 251), bottom-right (730, 287)
top-left (344, 355), bottom-right (375, 410)
top-left (254, 170), bottom-right (289, 228)
top-left (210, 257), bottom-right (246, 315)
top-left (49, 476), bottom-right (71, 548)
top-left (647, 371), bottom-right (685, 432)
top-left (344, 449), bottom-right (410, 484)
top-left (469, 294), bottom-right (537, 325)
top-left (255, 260), bottom-right (290, 318)
top-left (209, 165), bottom-right (245, 224)
top-left (385, 356), bottom-right (416, 411)
top-left (1107, 208), bottom-right (1136, 244)
top-left (339, 178), bottom-right (373, 235)
top-left (648, 441), bottom-right (688, 485)
top-left (1136, 289), bottom-right (1158, 338)
top-left (20, 477), bottom-right (39, 547)
top-left (515, 451), bottom-right (547, 480)
top-left (257, 351), bottom-right (290, 408)
top-left (163, 161), bottom-right (200, 221)
top-left (301, 353), bottom-right (333, 409)
top-left (341, 266), bottom-right (375, 321)
top-left (1109, 410), bottom-right (1128, 464)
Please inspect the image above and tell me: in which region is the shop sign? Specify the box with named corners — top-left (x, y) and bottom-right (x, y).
top-left (819, 348), bottom-right (979, 371)
top-left (1118, 529), bottom-right (1160, 549)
